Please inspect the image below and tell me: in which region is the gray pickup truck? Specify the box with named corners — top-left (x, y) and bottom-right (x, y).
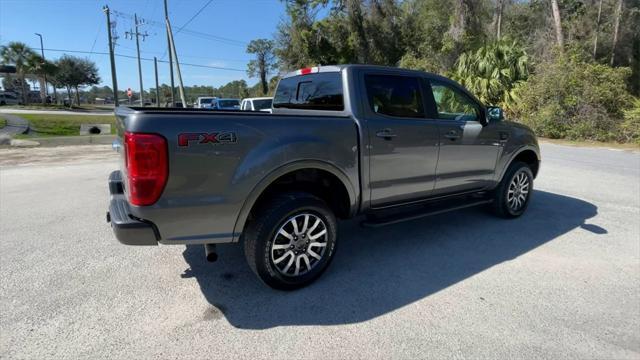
top-left (107, 65), bottom-right (540, 289)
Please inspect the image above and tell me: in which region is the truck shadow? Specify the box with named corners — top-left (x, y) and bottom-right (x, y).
top-left (181, 190), bottom-right (602, 329)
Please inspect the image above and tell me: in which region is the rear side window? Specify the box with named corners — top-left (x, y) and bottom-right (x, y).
top-left (365, 74), bottom-right (425, 118)
top-left (219, 100), bottom-right (239, 107)
top-left (273, 73), bottom-right (343, 111)
top-left (253, 99), bottom-right (272, 110)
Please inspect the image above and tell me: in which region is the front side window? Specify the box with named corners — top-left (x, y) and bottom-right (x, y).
top-left (430, 81), bottom-right (480, 121)
top-left (365, 74), bottom-right (425, 118)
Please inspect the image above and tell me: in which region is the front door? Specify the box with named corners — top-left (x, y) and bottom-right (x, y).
top-left (364, 73), bottom-right (440, 207)
top-left (427, 80), bottom-right (502, 195)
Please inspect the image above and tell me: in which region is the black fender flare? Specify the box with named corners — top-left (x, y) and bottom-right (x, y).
top-left (497, 145), bottom-right (541, 182)
top-left (232, 160), bottom-right (358, 242)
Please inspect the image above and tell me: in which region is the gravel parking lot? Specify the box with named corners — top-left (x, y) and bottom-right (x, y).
top-left (1, 143), bottom-right (639, 359)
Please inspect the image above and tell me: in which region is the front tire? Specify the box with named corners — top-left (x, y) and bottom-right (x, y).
top-left (491, 161), bottom-right (534, 218)
top-left (243, 192), bottom-right (337, 290)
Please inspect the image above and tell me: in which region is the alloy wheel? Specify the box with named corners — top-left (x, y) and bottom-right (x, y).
top-left (507, 171), bottom-right (530, 211)
top-left (270, 213), bottom-right (329, 277)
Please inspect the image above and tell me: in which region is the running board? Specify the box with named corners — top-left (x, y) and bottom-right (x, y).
top-left (361, 199), bottom-right (493, 228)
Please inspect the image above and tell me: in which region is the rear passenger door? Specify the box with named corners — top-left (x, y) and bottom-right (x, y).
top-left (427, 79), bottom-right (501, 195)
top-left (364, 73), bottom-right (440, 207)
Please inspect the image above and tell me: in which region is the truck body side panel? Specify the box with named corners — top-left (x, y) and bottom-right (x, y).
top-left (115, 109), bottom-right (358, 244)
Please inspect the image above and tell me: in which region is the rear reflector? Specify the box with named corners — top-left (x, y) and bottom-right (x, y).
top-left (296, 67), bottom-right (319, 75)
top-left (124, 132), bottom-right (168, 206)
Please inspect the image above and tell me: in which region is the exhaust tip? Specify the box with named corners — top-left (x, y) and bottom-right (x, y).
top-left (204, 244), bottom-right (218, 263)
top-left (206, 252), bottom-right (218, 262)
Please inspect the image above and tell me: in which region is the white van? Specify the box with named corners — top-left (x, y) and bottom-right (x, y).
top-left (196, 97), bottom-right (217, 109)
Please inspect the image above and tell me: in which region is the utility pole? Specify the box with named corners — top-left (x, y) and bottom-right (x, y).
top-left (103, 5), bottom-right (119, 107)
top-left (154, 57), bottom-right (160, 106)
top-left (164, 0), bottom-right (175, 106)
top-left (34, 33), bottom-right (48, 101)
top-left (166, 18), bottom-right (187, 107)
top-left (126, 14), bottom-right (148, 106)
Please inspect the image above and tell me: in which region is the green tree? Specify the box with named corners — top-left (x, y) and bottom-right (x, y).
top-left (214, 80), bottom-right (249, 98)
top-left (246, 39), bottom-right (277, 95)
top-left (276, 0), bottom-right (319, 70)
top-left (453, 39), bottom-right (529, 110)
top-left (513, 48), bottom-right (633, 141)
top-left (26, 53), bottom-right (57, 104)
top-left (0, 41), bottom-right (38, 104)
top-left (54, 55), bottom-right (100, 106)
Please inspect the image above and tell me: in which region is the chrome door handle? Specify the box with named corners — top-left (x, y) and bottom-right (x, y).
top-left (376, 129), bottom-right (397, 140)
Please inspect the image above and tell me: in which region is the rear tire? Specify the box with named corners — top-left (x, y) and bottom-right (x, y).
top-left (491, 161), bottom-right (534, 218)
top-left (243, 192), bottom-right (337, 290)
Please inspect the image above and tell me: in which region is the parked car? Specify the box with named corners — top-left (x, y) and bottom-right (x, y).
top-left (196, 97), bottom-right (217, 108)
top-left (240, 97), bottom-right (273, 112)
top-left (107, 65), bottom-right (540, 290)
top-left (162, 101), bottom-right (185, 108)
top-left (211, 98), bottom-right (240, 110)
top-left (0, 92), bottom-right (21, 105)
top-left (132, 99), bottom-right (152, 106)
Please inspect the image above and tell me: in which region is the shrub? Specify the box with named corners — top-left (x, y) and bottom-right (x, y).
top-left (513, 50), bottom-right (634, 142)
top-left (621, 98), bottom-right (640, 144)
top-left (452, 40), bottom-right (529, 111)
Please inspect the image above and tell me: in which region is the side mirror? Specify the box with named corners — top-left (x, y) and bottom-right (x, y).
top-left (486, 106), bottom-right (504, 123)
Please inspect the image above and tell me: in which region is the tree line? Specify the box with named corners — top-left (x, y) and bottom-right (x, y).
top-left (248, 0), bottom-right (638, 143)
top-left (1, 42), bottom-right (100, 106)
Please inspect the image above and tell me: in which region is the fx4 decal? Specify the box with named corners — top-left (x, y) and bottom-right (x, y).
top-left (178, 132), bottom-right (237, 147)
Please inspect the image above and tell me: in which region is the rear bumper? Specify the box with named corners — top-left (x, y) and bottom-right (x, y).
top-left (106, 171), bottom-right (159, 246)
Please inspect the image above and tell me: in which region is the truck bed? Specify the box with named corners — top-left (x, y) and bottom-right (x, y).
top-left (113, 106), bottom-right (360, 244)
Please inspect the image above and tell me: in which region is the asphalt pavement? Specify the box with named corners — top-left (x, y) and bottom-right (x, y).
top-left (1, 143), bottom-right (639, 359)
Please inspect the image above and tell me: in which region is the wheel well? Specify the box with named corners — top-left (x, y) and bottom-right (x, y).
top-left (513, 150), bottom-right (539, 177)
top-left (248, 168), bottom-right (352, 222)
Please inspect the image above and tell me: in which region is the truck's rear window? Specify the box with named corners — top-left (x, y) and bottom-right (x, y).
top-left (273, 73), bottom-right (343, 111)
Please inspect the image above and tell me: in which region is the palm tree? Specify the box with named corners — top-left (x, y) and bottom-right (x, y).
top-left (453, 40), bottom-right (529, 111)
top-left (26, 53), bottom-right (49, 104)
top-left (0, 41), bottom-right (38, 104)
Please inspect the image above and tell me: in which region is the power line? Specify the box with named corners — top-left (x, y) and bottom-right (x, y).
top-left (177, 0), bottom-right (214, 33)
top-left (88, 23), bottom-right (102, 60)
top-left (35, 47), bottom-right (246, 72)
top-left (111, 9), bottom-right (246, 47)
top-left (116, 43), bottom-right (250, 62)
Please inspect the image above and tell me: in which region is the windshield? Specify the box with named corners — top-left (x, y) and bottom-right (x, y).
top-left (200, 98), bottom-right (214, 104)
top-left (219, 100), bottom-right (239, 107)
top-left (252, 99), bottom-right (272, 110)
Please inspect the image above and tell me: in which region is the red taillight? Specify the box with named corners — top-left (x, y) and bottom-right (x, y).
top-left (124, 132), bottom-right (168, 206)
